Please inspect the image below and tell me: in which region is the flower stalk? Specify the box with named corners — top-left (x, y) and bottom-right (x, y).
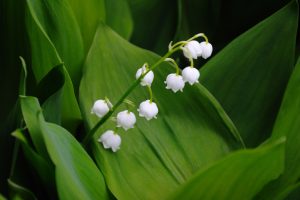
top-left (82, 46), bottom-right (182, 146)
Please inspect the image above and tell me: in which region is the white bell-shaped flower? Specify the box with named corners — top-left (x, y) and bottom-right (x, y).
top-left (182, 66), bottom-right (200, 85)
top-left (182, 40), bottom-right (202, 59)
top-left (165, 73), bottom-right (185, 92)
top-left (91, 99), bottom-right (111, 118)
top-left (136, 65), bottom-right (154, 86)
top-left (98, 130), bottom-right (121, 152)
top-left (199, 42), bottom-right (213, 59)
top-left (116, 110), bottom-right (136, 131)
top-left (138, 100), bottom-right (158, 120)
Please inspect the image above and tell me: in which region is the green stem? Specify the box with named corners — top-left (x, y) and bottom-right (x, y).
top-left (81, 47), bottom-right (182, 146)
top-left (147, 86), bottom-right (153, 103)
top-left (189, 57), bottom-right (194, 67)
top-left (165, 58), bottom-right (180, 75)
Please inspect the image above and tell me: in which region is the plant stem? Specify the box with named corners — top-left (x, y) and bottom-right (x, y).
top-left (147, 86), bottom-right (153, 103)
top-left (82, 47), bottom-right (181, 146)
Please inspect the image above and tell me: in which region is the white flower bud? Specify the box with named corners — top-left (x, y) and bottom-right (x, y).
top-left (199, 42), bottom-right (213, 59)
top-left (136, 65), bottom-right (154, 86)
top-left (116, 110), bottom-right (136, 131)
top-left (138, 100), bottom-right (158, 120)
top-left (182, 66), bottom-right (200, 85)
top-left (164, 73), bottom-right (185, 92)
top-left (98, 130), bottom-right (121, 152)
top-left (182, 40), bottom-right (202, 59)
top-left (91, 99), bottom-right (111, 118)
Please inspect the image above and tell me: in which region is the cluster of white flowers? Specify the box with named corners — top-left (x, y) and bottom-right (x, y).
top-left (91, 34), bottom-right (212, 152)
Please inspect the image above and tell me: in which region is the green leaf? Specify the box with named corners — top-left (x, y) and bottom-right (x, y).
top-left (284, 182), bottom-right (300, 200)
top-left (200, 1), bottom-right (298, 147)
top-left (0, 193), bottom-right (6, 200)
top-left (25, 1), bottom-right (83, 131)
top-left (11, 129), bottom-right (55, 196)
top-left (79, 22), bottom-right (243, 199)
top-left (67, 0), bottom-right (105, 52)
top-left (256, 55), bottom-right (300, 198)
top-left (0, 57), bottom-right (27, 194)
top-left (128, 0), bottom-right (177, 54)
top-left (25, 0), bottom-right (84, 87)
top-left (35, 64), bottom-right (82, 132)
top-left (169, 138), bottom-right (285, 200)
top-left (20, 96), bottom-right (48, 158)
top-left (20, 96), bottom-right (109, 200)
top-left (8, 179), bottom-right (37, 200)
top-left (105, 0), bottom-right (133, 40)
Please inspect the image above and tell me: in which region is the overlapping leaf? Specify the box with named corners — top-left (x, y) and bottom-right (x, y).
top-left (256, 56), bottom-right (300, 199)
top-left (169, 138), bottom-right (285, 200)
top-left (105, 0), bottom-right (133, 40)
top-left (20, 96), bottom-right (108, 200)
top-left (127, 0), bottom-right (177, 54)
top-left (25, 2), bottom-right (82, 132)
top-left (79, 22), bottom-right (243, 200)
top-left (67, 0), bottom-right (105, 52)
top-left (201, 1), bottom-right (298, 147)
top-left (25, 0), bottom-right (84, 87)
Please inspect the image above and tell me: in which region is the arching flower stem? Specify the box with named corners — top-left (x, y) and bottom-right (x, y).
top-left (164, 58), bottom-right (181, 75)
top-left (170, 33), bottom-right (209, 50)
top-left (147, 86), bottom-right (153, 103)
top-left (82, 46), bottom-right (182, 146)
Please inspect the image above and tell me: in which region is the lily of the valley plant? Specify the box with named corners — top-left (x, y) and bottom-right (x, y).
top-left (91, 34), bottom-right (213, 152)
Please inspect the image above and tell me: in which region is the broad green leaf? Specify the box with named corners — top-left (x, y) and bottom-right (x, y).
top-left (105, 0), bottom-right (133, 40)
top-left (128, 0), bottom-right (177, 54)
top-left (169, 138), bottom-right (285, 200)
top-left (8, 179), bottom-right (37, 200)
top-left (20, 96), bottom-right (109, 200)
top-left (24, 2), bottom-right (82, 131)
top-left (256, 56), bottom-right (300, 198)
top-left (80, 22), bottom-right (243, 200)
top-left (26, 0), bottom-right (84, 87)
top-left (67, 0), bottom-right (105, 52)
top-left (201, 1), bottom-right (298, 147)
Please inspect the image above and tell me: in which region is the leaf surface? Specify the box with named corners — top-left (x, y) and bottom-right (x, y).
top-left (80, 22), bottom-right (243, 200)
top-left (201, 1), bottom-right (298, 146)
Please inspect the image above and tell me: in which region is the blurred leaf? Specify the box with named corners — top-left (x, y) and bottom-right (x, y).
top-left (11, 129), bottom-right (55, 197)
top-left (20, 96), bottom-right (109, 200)
top-left (256, 56), bottom-right (300, 198)
top-left (128, 0), bottom-right (177, 54)
top-left (8, 179), bottom-right (37, 200)
top-left (213, 0), bottom-right (291, 49)
top-left (169, 138), bottom-right (285, 200)
top-left (67, 0), bottom-right (105, 52)
top-left (0, 0), bottom-right (28, 125)
top-left (79, 22), bottom-right (243, 199)
top-left (0, 57), bottom-right (27, 194)
top-left (105, 0), bottom-right (133, 40)
top-left (200, 1), bottom-right (298, 147)
top-left (25, 0), bottom-right (84, 88)
top-left (175, 0), bottom-right (221, 40)
top-left (0, 193), bottom-right (6, 200)
top-left (284, 182), bottom-right (300, 200)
